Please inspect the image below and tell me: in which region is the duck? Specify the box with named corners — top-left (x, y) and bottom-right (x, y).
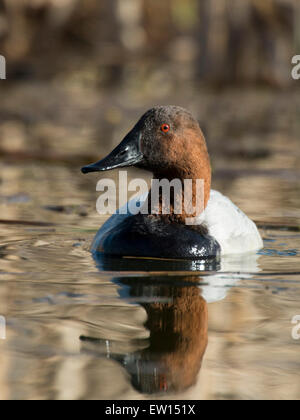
top-left (81, 106), bottom-right (263, 259)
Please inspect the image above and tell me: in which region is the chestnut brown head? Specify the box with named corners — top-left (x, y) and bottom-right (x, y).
top-left (81, 105), bottom-right (210, 181)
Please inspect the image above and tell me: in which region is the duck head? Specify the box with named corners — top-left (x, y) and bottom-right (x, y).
top-left (82, 106), bottom-right (211, 208)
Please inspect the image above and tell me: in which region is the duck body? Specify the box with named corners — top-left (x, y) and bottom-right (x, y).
top-left (91, 211), bottom-right (220, 259)
top-left (91, 190), bottom-right (262, 257)
top-left (198, 190), bottom-right (263, 255)
top-left (82, 105), bottom-right (263, 260)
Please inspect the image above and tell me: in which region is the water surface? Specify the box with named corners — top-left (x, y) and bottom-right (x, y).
top-left (0, 157), bottom-right (299, 400)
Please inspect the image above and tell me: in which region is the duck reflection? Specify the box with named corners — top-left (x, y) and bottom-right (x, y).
top-left (94, 254), bottom-right (220, 272)
top-left (118, 276), bottom-right (208, 394)
top-left (81, 268), bottom-right (208, 395)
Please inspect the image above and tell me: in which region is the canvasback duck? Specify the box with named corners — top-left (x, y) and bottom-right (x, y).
top-left (82, 106), bottom-right (263, 259)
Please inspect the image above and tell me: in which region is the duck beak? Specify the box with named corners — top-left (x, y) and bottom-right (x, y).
top-left (81, 129), bottom-right (144, 174)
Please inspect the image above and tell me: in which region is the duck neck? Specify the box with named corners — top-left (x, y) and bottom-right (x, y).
top-left (148, 155), bottom-right (211, 225)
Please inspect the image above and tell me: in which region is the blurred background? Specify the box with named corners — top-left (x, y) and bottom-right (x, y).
top-left (0, 0), bottom-right (299, 170)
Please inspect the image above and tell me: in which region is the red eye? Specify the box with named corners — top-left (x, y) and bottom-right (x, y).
top-left (161, 123), bottom-right (170, 133)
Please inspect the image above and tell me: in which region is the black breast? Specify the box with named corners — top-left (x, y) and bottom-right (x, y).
top-left (93, 214), bottom-right (221, 260)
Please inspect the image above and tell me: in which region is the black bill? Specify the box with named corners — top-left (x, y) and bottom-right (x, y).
top-left (81, 129), bottom-right (144, 174)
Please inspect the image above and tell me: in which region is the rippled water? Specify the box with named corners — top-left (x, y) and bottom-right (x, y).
top-left (0, 154), bottom-right (299, 400)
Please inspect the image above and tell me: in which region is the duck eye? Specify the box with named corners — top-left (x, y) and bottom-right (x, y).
top-left (161, 124), bottom-right (170, 133)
